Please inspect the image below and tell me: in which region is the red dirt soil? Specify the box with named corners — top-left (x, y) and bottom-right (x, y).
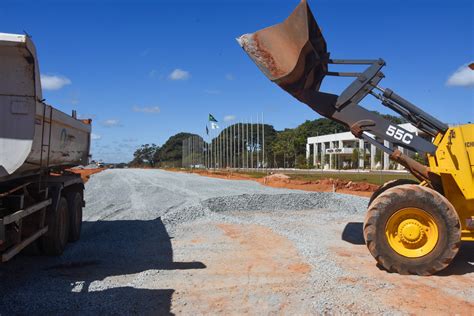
top-left (179, 169), bottom-right (378, 197)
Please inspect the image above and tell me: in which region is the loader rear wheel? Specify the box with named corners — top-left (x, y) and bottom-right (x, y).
top-left (368, 179), bottom-right (419, 207)
top-left (363, 184), bottom-right (461, 275)
top-left (40, 197), bottom-right (70, 256)
top-left (67, 191), bottom-right (83, 242)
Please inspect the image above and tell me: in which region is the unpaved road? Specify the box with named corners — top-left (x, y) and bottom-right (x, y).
top-left (1, 169), bottom-right (473, 314)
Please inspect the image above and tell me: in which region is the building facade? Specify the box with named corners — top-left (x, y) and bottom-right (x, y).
top-left (306, 123), bottom-right (424, 170)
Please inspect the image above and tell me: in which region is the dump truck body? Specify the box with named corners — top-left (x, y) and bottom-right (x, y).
top-left (0, 33), bottom-right (91, 181)
top-left (0, 33), bottom-right (90, 261)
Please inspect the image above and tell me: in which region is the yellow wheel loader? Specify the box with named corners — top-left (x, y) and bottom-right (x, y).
top-left (238, 0), bottom-right (474, 275)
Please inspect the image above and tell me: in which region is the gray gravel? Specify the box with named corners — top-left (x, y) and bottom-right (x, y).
top-left (1, 169), bottom-right (469, 314)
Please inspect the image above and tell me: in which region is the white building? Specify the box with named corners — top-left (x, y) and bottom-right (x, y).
top-left (306, 123), bottom-right (424, 170)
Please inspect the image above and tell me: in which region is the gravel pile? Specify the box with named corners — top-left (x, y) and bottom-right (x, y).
top-left (163, 192), bottom-right (367, 226)
top-left (203, 192), bottom-right (366, 214)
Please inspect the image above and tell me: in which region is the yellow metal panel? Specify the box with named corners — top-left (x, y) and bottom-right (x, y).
top-left (428, 124), bottom-right (474, 241)
top-left (429, 125), bottom-right (474, 200)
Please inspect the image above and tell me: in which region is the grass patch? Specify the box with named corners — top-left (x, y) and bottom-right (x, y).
top-left (286, 172), bottom-right (416, 185)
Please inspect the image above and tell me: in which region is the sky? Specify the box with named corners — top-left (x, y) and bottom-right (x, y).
top-left (1, 0), bottom-right (473, 162)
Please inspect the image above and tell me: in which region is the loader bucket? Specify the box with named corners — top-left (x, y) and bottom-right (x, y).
top-left (237, 0), bottom-right (328, 95)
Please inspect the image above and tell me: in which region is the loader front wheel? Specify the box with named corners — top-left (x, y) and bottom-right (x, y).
top-left (364, 184), bottom-right (460, 275)
top-left (368, 178), bottom-right (419, 207)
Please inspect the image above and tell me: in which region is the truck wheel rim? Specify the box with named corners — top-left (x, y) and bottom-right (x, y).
top-left (385, 208), bottom-right (439, 258)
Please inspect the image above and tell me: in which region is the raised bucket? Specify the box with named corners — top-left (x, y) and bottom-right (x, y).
top-left (237, 0), bottom-right (328, 96)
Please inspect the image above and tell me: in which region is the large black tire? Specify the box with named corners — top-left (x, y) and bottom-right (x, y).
top-left (40, 197), bottom-right (70, 255)
top-left (363, 184), bottom-right (461, 275)
top-left (66, 191), bottom-right (83, 242)
top-left (368, 178), bottom-right (419, 207)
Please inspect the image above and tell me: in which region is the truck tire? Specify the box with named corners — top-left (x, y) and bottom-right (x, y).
top-left (67, 191), bottom-right (83, 242)
top-left (40, 197), bottom-right (70, 255)
top-left (363, 184), bottom-right (461, 275)
top-left (368, 178), bottom-right (418, 207)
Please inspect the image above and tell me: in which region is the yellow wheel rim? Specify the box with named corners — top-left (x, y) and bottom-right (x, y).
top-left (385, 208), bottom-right (439, 258)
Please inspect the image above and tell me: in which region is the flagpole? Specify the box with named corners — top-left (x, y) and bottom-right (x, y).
top-left (250, 116), bottom-right (253, 169)
top-left (244, 119), bottom-right (249, 169)
top-left (227, 123), bottom-right (229, 169)
top-left (240, 122), bottom-right (245, 169)
top-left (231, 123), bottom-right (234, 169)
top-left (214, 127), bottom-right (216, 169)
top-left (257, 112), bottom-right (260, 170)
top-left (219, 127), bottom-right (224, 169)
top-left (262, 112), bottom-right (265, 170)
top-left (218, 128), bottom-right (220, 169)
top-left (225, 124), bottom-right (227, 168)
top-left (237, 121), bottom-right (240, 169)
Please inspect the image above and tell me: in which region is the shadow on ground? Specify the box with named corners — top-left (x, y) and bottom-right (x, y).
top-left (341, 222), bottom-right (365, 245)
top-left (0, 217), bottom-right (205, 315)
top-left (341, 221), bottom-right (474, 276)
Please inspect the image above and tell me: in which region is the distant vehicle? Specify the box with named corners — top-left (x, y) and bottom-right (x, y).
top-left (0, 33), bottom-right (92, 261)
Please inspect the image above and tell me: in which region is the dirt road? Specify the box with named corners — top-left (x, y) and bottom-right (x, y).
top-left (1, 169), bottom-right (472, 314)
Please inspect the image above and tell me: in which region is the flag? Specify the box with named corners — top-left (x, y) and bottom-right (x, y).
top-left (211, 122), bottom-right (219, 129)
top-left (206, 125), bottom-right (209, 135)
top-left (209, 114), bottom-right (218, 122)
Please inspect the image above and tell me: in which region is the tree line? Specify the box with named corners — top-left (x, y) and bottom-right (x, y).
top-left (130, 113), bottom-right (404, 169)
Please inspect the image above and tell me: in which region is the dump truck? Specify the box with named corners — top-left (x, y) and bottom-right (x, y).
top-left (239, 0), bottom-right (474, 275)
top-left (0, 33), bottom-right (91, 261)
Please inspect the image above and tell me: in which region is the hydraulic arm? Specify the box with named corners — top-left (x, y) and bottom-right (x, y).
top-left (237, 1), bottom-right (447, 186)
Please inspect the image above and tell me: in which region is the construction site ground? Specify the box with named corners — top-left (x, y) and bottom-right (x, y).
top-left (1, 169), bottom-right (472, 314)
top-left (176, 169), bottom-right (417, 197)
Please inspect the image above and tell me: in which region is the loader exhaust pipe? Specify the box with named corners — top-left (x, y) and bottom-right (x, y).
top-left (237, 0), bottom-right (329, 96)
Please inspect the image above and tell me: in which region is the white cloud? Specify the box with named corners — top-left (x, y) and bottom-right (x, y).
top-left (132, 105), bottom-right (161, 113)
top-left (169, 68), bottom-right (190, 80)
top-left (225, 73), bottom-right (234, 80)
top-left (102, 119), bottom-right (121, 127)
top-left (40, 74), bottom-right (71, 90)
top-left (204, 89), bottom-right (221, 95)
top-left (91, 133), bottom-right (101, 140)
top-left (446, 62), bottom-right (474, 87)
top-left (224, 115), bottom-right (236, 122)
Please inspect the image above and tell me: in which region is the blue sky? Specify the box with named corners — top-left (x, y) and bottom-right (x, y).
top-left (1, 0), bottom-right (473, 162)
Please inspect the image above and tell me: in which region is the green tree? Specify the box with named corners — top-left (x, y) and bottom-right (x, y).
top-left (158, 132), bottom-right (198, 167)
top-left (130, 144), bottom-right (160, 167)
